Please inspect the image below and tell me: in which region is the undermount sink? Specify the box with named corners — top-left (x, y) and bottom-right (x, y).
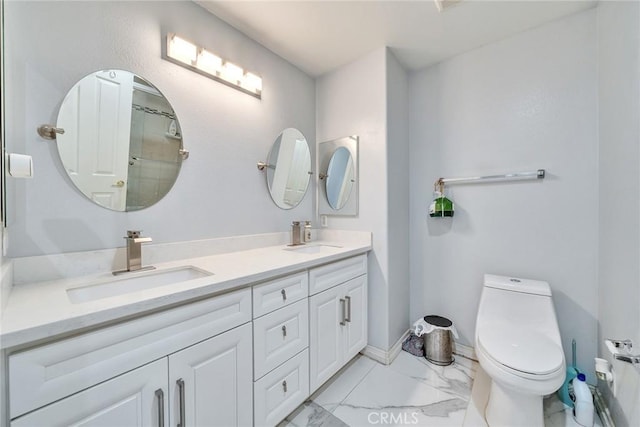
top-left (283, 244), bottom-right (343, 254)
top-left (67, 266), bottom-right (213, 304)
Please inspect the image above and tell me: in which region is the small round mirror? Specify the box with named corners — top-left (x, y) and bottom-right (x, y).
top-left (265, 128), bottom-right (311, 209)
top-left (56, 69), bottom-right (185, 211)
top-left (326, 147), bottom-right (355, 210)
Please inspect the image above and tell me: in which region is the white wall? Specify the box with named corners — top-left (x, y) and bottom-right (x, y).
top-left (409, 10), bottom-right (599, 381)
top-left (597, 2), bottom-right (640, 425)
top-left (316, 47), bottom-right (390, 351)
top-left (386, 51), bottom-right (410, 349)
top-left (4, 0), bottom-right (315, 257)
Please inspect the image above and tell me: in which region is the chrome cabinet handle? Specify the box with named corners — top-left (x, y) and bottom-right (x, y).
top-left (281, 289), bottom-right (287, 301)
top-left (339, 298), bottom-right (346, 326)
top-left (282, 325), bottom-right (287, 338)
top-left (155, 389), bottom-right (165, 427)
top-left (345, 296), bottom-right (352, 323)
top-left (177, 379), bottom-right (185, 427)
top-left (282, 380), bottom-right (287, 393)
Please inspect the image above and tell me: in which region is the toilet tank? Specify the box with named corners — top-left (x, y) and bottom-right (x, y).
top-left (477, 274), bottom-right (561, 345)
top-left (484, 274), bottom-right (551, 296)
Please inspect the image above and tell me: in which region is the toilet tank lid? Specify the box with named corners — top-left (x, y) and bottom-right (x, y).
top-left (483, 274), bottom-right (551, 296)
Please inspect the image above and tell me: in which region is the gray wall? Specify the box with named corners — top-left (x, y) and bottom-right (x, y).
top-left (4, 1), bottom-right (315, 257)
top-left (409, 10), bottom-right (599, 381)
top-left (316, 47), bottom-right (390, 351)
top-left (597, 2), bottom-right (640, 426)
top-left (386, 51), bottom-right (410, 349)
top-left (316, 47), bottom-right (411, 353)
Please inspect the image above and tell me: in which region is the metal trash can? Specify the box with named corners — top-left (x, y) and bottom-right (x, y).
top-left (423, 315), bottom-right (454, 366)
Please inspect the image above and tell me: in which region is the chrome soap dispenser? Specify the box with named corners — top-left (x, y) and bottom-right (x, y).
top-left (303, 221), bottom-right (312, 243)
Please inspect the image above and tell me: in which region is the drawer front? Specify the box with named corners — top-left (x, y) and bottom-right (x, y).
top-left (253, 299), bottom-right (309, 379)
top-left (309, 254), bottom-right (367, 295)
top-left (254, 349), bottom-right (309, 427)
top-left (253, 272), bottom-right (308, 318)
top-left (9, 288), bottom-right (251, 418)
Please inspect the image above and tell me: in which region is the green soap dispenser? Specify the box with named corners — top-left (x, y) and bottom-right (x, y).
top-left (429, 179), bottom-right (454, 217)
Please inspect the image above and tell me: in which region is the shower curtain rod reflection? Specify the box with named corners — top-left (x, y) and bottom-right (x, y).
top-left (132, 104), bottom-right (175, 119)
top-left (438, 169), bottom-right (546, 185)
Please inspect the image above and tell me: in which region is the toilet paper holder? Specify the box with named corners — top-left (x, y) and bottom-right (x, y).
top-left (605, 339), bottom-right (640, 366)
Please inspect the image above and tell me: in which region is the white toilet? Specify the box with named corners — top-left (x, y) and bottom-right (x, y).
top-left (475, 274), bottom-right (565, 427)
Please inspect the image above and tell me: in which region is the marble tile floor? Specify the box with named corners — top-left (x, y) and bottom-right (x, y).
top-left (279, 351), bottom-right (602, 427)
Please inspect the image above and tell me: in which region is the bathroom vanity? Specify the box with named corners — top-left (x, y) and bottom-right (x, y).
top-left (0, 232), bottom-right (370, 427)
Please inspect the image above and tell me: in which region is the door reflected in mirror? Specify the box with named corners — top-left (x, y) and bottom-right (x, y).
top-left (326, 147), bottom-right (355, 210)
top-left (56, 69), bottom-right (186, 211)
top-left (265, 128), bottom-right (311, 209)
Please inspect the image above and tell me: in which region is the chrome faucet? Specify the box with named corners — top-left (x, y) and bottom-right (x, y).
top-left (114, 230), bottom-right (155, 275)
top-left (289, 221), bottom-right (303, 246)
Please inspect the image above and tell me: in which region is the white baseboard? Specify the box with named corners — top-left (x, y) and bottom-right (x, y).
top-left (361, 329), bottom-right (411, 365)
top-left (362, 333), bottom-right (477, 365)
top-left (453, 342), bottom-right (477, 361)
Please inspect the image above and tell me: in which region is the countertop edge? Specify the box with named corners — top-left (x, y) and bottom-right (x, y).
top-left (0, 245), bottom-right (371, 351)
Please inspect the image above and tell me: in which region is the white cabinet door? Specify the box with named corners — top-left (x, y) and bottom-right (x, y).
top-left (309, 274), bottom-right (368, 393)
top-left (343, 275), bottom-right (368, 361)
top-left (309, 284), bottom-right (343, 393)
top-left (11, 359), bottom-right (168, 427)
top-left (168, 323), bottom-right (253, 427)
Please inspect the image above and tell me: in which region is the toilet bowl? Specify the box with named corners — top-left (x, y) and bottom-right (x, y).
top-left (475, 274), bottom-right (565, 427)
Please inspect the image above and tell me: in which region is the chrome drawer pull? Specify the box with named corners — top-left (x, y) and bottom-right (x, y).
top-left (154, 389), bottom-right (165, 427)
top-left (177, 379), bottom-right (185, 427)
top-left (282, 380), bottom-right (287, 393)
top-left (345, 296), bottom-right (352, 323)
top-left (282, 325), bottom-right (287, 338)
top-left (281, 289), bottom-right (287, 301)
top-left (339, 298), bottom-right (346, 326)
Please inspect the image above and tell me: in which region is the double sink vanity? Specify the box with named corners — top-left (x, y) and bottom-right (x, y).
top-left (0, 231), bottom-right (371, 426)
top-left (2, 65), bottom-right (367, 426)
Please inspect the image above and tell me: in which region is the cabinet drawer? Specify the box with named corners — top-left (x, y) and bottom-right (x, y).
top-left (254, 349), bottom-right (309, 427)
top-left (309, 254), bottom-right (367, 295)
top-left (9, 288), bottom-right (251, 418)
top-left (253, 272), bottom-right (308, 317)
top-left (253, 299), bottom-right (309, 379)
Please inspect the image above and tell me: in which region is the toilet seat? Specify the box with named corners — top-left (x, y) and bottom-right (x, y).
top-left (477, 324), bottom-right (563, 376)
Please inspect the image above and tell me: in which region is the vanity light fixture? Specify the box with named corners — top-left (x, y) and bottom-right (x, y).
top-left (164, 33), bottom-right (262, 99)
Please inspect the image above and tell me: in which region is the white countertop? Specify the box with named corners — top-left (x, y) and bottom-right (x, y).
top-left (0, 234), bottom-right (371, 350)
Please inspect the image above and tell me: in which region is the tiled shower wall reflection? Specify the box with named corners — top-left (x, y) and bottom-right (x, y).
top-left (127, 89), bottom-right (181, 210)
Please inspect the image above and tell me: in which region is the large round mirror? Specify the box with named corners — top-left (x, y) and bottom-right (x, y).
top-left (326, 146), bottom-right (355, 210)
top-left (265, 128), bottom-right (311, 209)
top-left (56, 69), bottom-right (186, 211)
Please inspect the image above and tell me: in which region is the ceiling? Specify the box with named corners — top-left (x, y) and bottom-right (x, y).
top-left (195, 0), bottom-right (598, 77)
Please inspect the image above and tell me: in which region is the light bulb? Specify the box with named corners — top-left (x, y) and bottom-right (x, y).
top-left (221, 62), bottom-right (243, 84)
top-left (168, 34), bottom-right (197, 65)
top-left (197, 49), bottom-right (222, 76)
top-left (242, 72), bottom-right (263, 94)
